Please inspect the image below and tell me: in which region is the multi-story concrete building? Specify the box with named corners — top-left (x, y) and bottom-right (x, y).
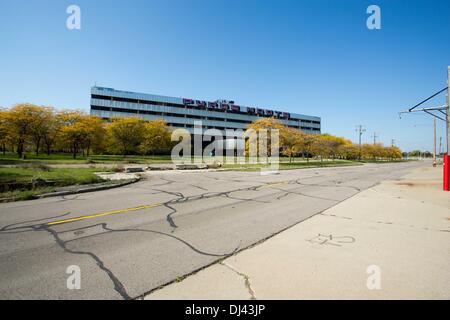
top-left (90, 86), bottom-right (321, 134)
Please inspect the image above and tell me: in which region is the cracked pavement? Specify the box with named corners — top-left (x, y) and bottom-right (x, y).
top-left (0, 161), bottom-right (427, 299)
top-left (145, 164), bottom-right (450, 300)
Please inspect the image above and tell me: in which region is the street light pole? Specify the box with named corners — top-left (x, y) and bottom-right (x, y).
top-left (447, 66), bottom-right (450, 154)
top-left (433, 118), bottom-right (436, 166)
top-left (444, 67), bottom-right (450, 190)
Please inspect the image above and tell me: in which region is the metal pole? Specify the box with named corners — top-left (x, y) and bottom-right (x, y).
top-left (356, 125), bottom-right (365, 160)
top-left (444, 67), bottom-right (450, 191)
top-left (433, 118), bottom-right (436, 166)
top-left (447, 66), bottom-right (450, 153)
top-left (359, 130), bottom-right (362, 160)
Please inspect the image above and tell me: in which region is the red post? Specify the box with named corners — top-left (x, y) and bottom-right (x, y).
top-left (444, 154), bottom-right (450, 191)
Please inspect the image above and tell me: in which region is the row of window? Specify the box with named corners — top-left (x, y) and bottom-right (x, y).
top-left (91, 94), bottom-right (320, 125)
top-left (97, 114), bottom-right (320, 132)
top-left (148, 123), bottom-right (319, 132)
top-left (167, 124), bottom-right (320, 131)
top-left (91, 105), bottom-right (237, 121)
top-left (91, 105), bottom-right (319, 129)
top-left (91, 105), bottom-right (320, 131)
top-left (91, 105), bottom-right (319, 128)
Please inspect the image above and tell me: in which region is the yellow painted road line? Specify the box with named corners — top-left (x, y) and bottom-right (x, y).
top-left (46, 203), bottom-right (163, 226)
top-left (47, 181), bottom-right (288, 226)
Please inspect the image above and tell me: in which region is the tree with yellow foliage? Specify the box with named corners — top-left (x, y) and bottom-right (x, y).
top-left (5, 104), bottom-right (40, 158)
top-left (57, 110), bottom-right (91, 159)
top-left (0, 108), bottom-right (8, 155)
top-left (140, 119), bottom-right (172, 155)
top-left (245, 118), bottom-right (287, 158)
top-left (107, 117), bottom-right (146, 156)
top-left (42, 111), bottom-right (63, 156)
top-left (338, 143), bottom-right (359, 160)
top-left (82, 116), bottom-right (106, 156)
top-left (297, 133), bottom-right (318, 162)
top-left (280, 127), bottom-right (304, 162)
top-left (316, 134), bottom-right (348, 160)
top-left (385, 146), bottom-right (402, 160)
top-left (29, 106), bottom-right (54, 156)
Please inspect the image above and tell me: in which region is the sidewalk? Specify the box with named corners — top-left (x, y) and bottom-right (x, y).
top-left (144, 166), bottom-right (450, 300)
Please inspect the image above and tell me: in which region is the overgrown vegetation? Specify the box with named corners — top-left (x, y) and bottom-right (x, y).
top-left (0, 166), bottom-right (114, 200)
top-left (0, 167), bottom-right (109, 185)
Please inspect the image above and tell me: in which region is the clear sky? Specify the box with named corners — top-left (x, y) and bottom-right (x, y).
top-left (1, 0), bottom-right (449, 152)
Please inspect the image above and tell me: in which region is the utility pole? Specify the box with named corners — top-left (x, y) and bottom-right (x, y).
top-left (398, 66), bottom-right (449, 190)
top-left (371, 132), bottom-right (379, 145)
top-left (439, 136), bottom-right (442, 156)
top-left (447, 66), bottom-right (450, 154)
top-left (356, 125), bottom-right (366, 160)
top-left (445, 66), bottom-right (450, 190)
top-left (433, 118), bottom-right (436, 166)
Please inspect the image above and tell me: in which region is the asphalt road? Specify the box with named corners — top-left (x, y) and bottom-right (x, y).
top-left (0, 161), bottom-right (426, 299)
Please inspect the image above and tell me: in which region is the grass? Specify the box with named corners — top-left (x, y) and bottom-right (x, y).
top-left (221, 160), bottom-right (362, 171)
top-left (0, 152), bottom-right (173, 164)
top-left (0, 167), bottom-right (110, 185)
top-left (0, 152), bottom-right (410, 166)
top-left (0, 187), bottom-right (57, 201)
top-left (0, 166), bottom-right (115, 200)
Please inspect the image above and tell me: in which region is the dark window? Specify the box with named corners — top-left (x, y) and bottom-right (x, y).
top-left (91, 93), bottom-right (302, 119)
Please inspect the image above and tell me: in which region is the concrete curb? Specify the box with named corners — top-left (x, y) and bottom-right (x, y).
top-left (0, 177), bottom-right (140, 203)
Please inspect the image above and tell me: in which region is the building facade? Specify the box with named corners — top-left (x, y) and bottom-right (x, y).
top-left (90, 86), bottom-right (321, 134)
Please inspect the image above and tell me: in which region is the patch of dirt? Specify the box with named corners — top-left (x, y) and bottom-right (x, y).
top-left (395, 181), bottom-right (440, 187)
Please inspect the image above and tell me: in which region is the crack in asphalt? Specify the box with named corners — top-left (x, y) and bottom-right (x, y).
top-left (100, 224), bottom-right (241, 257)
top-left (0, 217), bottom-right (241, 300)
top-left (38, 224), bottom-right (131, 300)
top-left (270, 186), bottom-right (343, 202)
top-left (0, 211), bottom-right (72, 234)
top-left (188, 184), bottom-right (208, 191)
top-left (155, 182), bottom-right (280, 228)
top-left (0, 162), bottom-right (425, 299)
top-left (163, 203), bottom-right (179, 229)
top-left (151, 176), bottom-right (351, 230)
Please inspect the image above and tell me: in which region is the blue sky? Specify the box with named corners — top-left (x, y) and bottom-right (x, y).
top-left (0, 0), bottom-right (449, 152)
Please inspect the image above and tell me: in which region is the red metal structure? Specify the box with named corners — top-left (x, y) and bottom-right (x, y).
top-left (444, 154), bottom-right (449, 191)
